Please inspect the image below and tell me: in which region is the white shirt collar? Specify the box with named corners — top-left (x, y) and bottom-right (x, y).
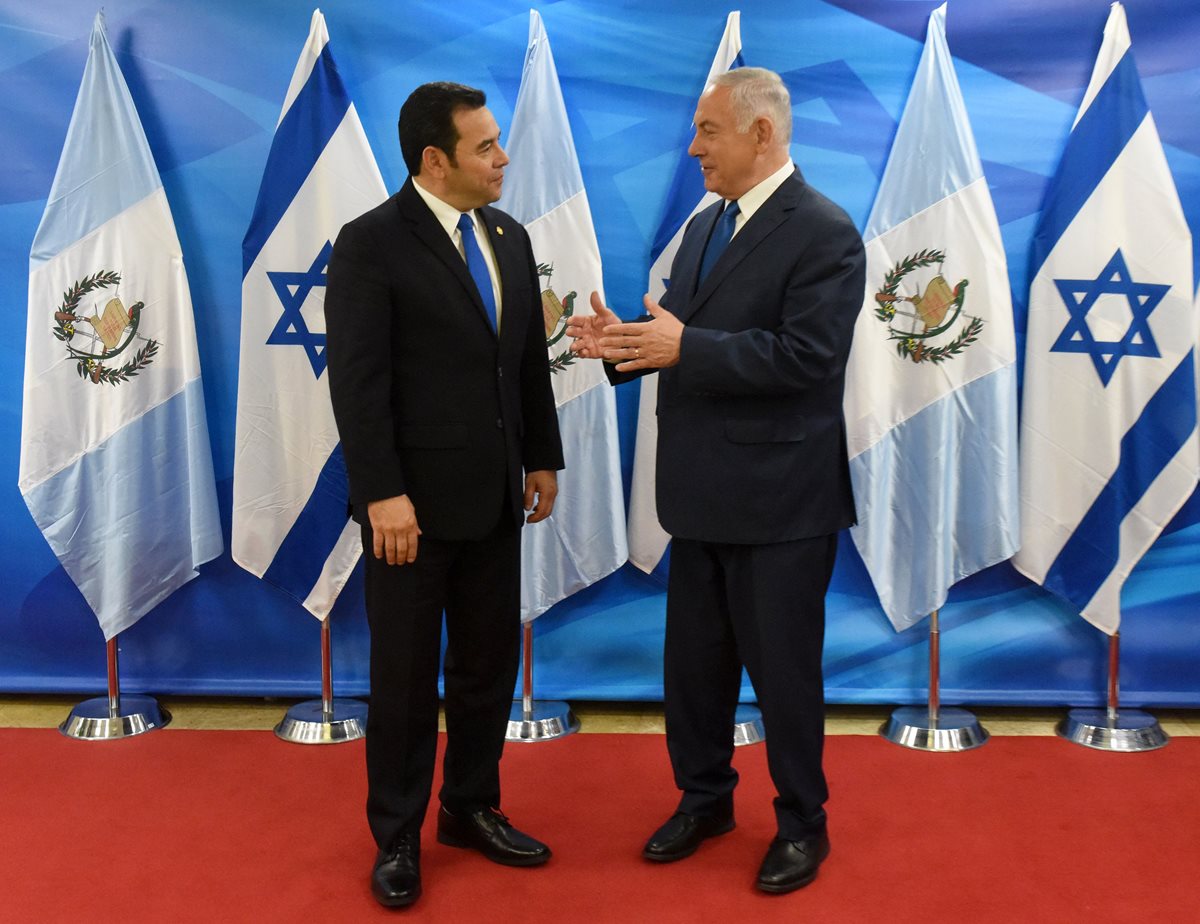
top-left (730, 159), bottom-right (795, 232)
top-left (412, 176), bottom-right (478, 239)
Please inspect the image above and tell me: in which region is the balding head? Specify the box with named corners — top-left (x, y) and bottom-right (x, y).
top-left (708, 67), bottom-right (792, 150)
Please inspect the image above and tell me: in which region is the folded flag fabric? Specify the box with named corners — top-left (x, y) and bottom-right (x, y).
top-left (498, 10), bottom-right (627, 621)
top-left (20, 12), bottom-right (222, 640)
top-left (844, 2), bottom-right (1019, 631)
top-left (1013, 1), bottom-right (1197, 635)
top-left (233, 10), bottom-right (387, 618)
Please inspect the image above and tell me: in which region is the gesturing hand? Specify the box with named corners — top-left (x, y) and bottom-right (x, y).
top-left (566, 292), bottom-right (623, 359)
top-left (599, 294), bottom-right (684, 371)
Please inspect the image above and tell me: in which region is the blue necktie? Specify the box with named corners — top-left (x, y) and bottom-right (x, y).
top-left (457, 212), bottom-right (497, 331)
top-left (698, 200), bottom-right (740, 284)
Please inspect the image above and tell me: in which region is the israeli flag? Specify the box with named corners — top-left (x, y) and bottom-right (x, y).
top-left (1014, 2), bottom-right (1197, 636)
top-left (498, 10), bottom-right (627, 621)
top-left (628, 11), bottom-right (743, 573)
top-left (19, 13), bottom-right (222, 640)
top-left (844, 4), bottom-right (1019, 632)
top-left (232, 10), bottom-right (387, 619)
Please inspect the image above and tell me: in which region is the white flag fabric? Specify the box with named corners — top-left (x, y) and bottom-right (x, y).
top-left (1013, 1), bottom-right (1197, 636)
top-left (498, 9), bottom-right (627, 622)
top-left (628, 10), bottom-right (743, 573)
top-left (844, 3), bottom-right (1019, 632)
top-left (19, 12), bottom-right (222, 640)
top-left (233, 10), bottom-right (387, 619)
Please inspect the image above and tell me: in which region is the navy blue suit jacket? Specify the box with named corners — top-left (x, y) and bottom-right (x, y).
top-left (325, 179), bottom-right (563, 541)
top-left (616, 168), bottom-right (865, 545)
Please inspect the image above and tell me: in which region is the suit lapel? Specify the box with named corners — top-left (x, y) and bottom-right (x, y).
top-left (397, 180), bottom-right (498, 338)
top-left (680, 170), bottom-right (804, 324)
top-left (667, 203), bottom-right (720, 322)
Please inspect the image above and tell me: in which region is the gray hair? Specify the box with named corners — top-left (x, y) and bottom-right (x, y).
top-left (708, 67), bottom-right (792, 146)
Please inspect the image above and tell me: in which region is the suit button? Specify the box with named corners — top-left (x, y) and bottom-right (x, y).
top-left (498, 368), bottom-right (504, 378)
top-left (496, 418), bottom-right (504, 429)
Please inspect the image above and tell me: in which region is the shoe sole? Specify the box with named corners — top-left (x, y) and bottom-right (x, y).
top-left (372, 885), bottom-right (421, 908)
top-left (642, 819), bottom-right (736, 863)
top-left (757, 870), bottom-right (819, 894)
top-left (436, 831), bottom-right (551, 867)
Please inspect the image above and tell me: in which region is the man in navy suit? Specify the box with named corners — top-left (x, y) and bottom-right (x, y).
top-left (568, 67), bottom-right (864, 893)
top-left (325, 82), bottom-right (563, 908)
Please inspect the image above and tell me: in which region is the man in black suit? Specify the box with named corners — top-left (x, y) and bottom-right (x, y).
top-left (325, 82), bottom-right (564, 908)
top-left (568, 67), bottom-right (864, 893)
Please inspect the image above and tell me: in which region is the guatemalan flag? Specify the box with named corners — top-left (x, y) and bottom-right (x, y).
top-left (844, 4), bottom-right (1019, 632)
top-left (628, 11), bottom-right (743, 574)
top-left (19, 12), bottom-right (222, 641)
top-left (233, 10), bottom-right (387, 618)
top-left (1013, 2), bottom-right (1197, 636)
top-left (497, 10), bottom-right (626, 621)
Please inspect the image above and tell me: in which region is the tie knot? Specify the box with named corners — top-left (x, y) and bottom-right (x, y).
top-left (457, 212), bottom-right (474, 233)
top-left (723, 201), bottom-right (740, 220)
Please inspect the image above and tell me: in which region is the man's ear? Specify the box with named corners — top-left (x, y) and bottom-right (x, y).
top-left (754, 117), bottom-right (775, 151)
top-left (421, 145), bottom-right (448, 179)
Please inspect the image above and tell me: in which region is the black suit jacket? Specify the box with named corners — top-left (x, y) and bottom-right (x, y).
top-left (325, 179), bottom-right (563, 540)
top-left (615, 168), bottom-right (865, 545)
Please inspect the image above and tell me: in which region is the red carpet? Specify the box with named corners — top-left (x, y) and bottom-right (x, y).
top-left (2, 728), bottom-right (1197, 922)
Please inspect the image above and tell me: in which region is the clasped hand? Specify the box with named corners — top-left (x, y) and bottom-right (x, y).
top-left (566, 292), bottom-right (683, 371)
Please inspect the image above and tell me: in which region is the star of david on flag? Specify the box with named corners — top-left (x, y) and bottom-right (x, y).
top-left (1014, 2), bottom-right (1196, 636)
top-left (265, 241), bottom-right (333, 378)
top-left (1050, 249), bottom-right (1168, 386)
top-left (232, 11), bottom-right (388, 619)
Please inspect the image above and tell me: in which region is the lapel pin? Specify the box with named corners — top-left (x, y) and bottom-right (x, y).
top-left (496, 226), bottom-right (504, 235)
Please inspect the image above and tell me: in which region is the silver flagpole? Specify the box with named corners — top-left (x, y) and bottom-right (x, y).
top-left (60, 635), bottom-right (171, 740)
top-left (881, 609), bottom-right (988, 751)
top-left (1058, 629), bottom-right (1168, 751)
top-left (507, 621), bottom-right (578, 741)
top-left (275, 616), bottom-right (368, 744)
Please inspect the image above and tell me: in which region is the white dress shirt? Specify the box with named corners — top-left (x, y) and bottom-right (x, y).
top-left (728, 159), bottom-right (795, 239)
top-left (412, 178), bottom-right (504, 330)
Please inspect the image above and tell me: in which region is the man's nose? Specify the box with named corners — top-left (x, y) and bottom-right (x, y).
top-left (687, 131), bottom-right (701, 157)
top-left (495, 143), bottom-right (510, 167)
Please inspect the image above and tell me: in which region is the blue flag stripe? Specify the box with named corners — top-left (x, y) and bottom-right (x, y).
top-left (1042, 350), bottom-right (1197, 610)
top-left (1030, 50), bottom-right (1148, 278)
top-left (649, 53), bottom-right (744, 263)
top-left (261, 443), bottom-right (352, 603)
top-left (242, 45), bottom-right (350, 276)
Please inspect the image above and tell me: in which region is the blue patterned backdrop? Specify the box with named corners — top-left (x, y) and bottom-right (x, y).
top-left (2, 0), bottom-right (1199, 704)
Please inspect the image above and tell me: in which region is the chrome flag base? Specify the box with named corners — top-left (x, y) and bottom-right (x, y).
top-left (1057, 708), bottom-right (1168, 752)
top-left (506, 700), bottom-right (579, 741)
top-left (60, 694), bottom-right (171, 740)
top-left (274, 698), bottom-right (368, 744)
top-left (881, 705), bottom-right (989, 752)
top-left (733, 704), bottom-right (765, 747)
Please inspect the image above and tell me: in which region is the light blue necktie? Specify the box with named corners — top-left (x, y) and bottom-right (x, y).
top-left (697, 200), bottom-right (740, 284)
top-left (457, 212), bottom-right (497, 332)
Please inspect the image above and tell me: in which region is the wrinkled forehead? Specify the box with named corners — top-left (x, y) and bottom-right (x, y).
top-left (694, 84), bottom-right (734, 123)
top-left (452, 105), bottom-right (500, 148)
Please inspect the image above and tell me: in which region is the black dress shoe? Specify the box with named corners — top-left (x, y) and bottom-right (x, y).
top-left (756, 831), bottom-right (831, 893)
top-left (371, 832), bottom-right (421, 908)
top-left (436, 806), bottom-right (551, 866)
top-left (642, 810), bottom-right (735, 862)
